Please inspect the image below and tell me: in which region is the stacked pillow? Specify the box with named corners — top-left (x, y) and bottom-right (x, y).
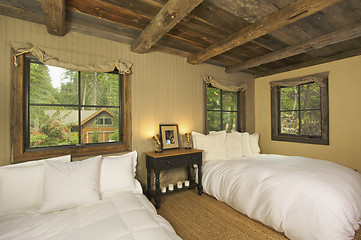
top-left (0, 155), bottom-right (71, 215)
top-left (192, 131), bottom-right (261, 161)
top-left (0, 151), bottom-right (139, 215)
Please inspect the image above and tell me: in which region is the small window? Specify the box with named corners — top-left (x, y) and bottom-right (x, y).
top-left (271, 76), bottom-right (329, 145)
top-left (95, 118), bottom-right (104, 125)
top-left (104, 118), bottom-right (112, 125)
top-left (205, 86), bottom-right (244, 133)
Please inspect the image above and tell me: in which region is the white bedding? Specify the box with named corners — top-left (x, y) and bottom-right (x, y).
top-left (0, 191), bottom-right (181, 240)
top-left (202, 154), bottom-right (361, 240)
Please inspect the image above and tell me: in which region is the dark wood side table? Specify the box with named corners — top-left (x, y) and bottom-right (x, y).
top-left (145, 148), bottom-right (203, 208)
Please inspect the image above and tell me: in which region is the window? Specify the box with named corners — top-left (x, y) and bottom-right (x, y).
top-left (11, 54), bottom-right (131, 162)
top-left (271, 77), bottom-right (329, 145)
top-left (205, 86), bottom-right (244, 133)
top-left (96, 117), bottom-right (113, 126)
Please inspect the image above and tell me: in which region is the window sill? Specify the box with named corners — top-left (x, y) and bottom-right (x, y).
top-left (271, 135), bottom-right (329, 145)
top-left (13, 143), bottom-right (131, 163)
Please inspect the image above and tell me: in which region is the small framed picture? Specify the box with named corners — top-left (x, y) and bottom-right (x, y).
top-left (159, 124), bottom-right (180, 150)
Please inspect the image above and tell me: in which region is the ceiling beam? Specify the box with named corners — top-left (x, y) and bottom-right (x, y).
top-left (40, 0), bottom-right (66, 36)
top-left (187, 0), bottom-right (343, 64)
top-left (226, 21), bottom-right (361, 73)
top-left (255, 47), bottom-right (361, 78)
top-left (131, 0), bottom-right (203, 53)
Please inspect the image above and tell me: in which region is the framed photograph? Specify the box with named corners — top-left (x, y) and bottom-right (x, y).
top-left (159, 124), bottom-right (180, 150)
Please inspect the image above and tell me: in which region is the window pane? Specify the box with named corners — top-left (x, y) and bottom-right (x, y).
top-left (80, 72), bottom-right (120, 106)
top-left (280, 86), bottom-right (299, 111)
top-left (280, 111), bottom-right (299, 135)
top-left (206, 87), bottom-right (221, 110)
top-left (301, 110), bottom-right (321, 136)
top-left (30, 62), bottom-right (78, 105)
top-left (104, 118), bottom-right (113, 125)
top-left (222, 92), bottom-right (237, 111)
top-left (207, 111), bottom-right (221, 132)
top-left (81, 107), bottom-right (119, 144)
top-left (29, 106), bottom-right (79, 148)
top-left (222, 112), bottom-right (237, 132)
top-left (300, 83), bottom-right (321, 110)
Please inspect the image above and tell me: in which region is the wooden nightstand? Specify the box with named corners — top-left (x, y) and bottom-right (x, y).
top-left (144, 148), bottom-right (203, 208)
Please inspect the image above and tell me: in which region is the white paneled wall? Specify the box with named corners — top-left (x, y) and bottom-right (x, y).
top-left (0, 15), bottom-right (254, 184)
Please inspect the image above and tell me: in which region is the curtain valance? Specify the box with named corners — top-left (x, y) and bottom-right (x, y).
top-left (12, 42), bottom-right (133, 74)
top-left (203, 76), bottom-right (248, 92)
top-left (270, 72), bottom-right (329, 88)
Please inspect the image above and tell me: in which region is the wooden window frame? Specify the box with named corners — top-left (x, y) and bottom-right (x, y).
top-left (11, 52), bottom-right (132, 163)
top-left (204, 85), bottom-right (245, 133)
top-left (271, 80), bottom-right (329, 145)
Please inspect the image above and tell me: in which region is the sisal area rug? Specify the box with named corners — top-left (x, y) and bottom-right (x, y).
top-left (157, 190), bottom-right (361, 240)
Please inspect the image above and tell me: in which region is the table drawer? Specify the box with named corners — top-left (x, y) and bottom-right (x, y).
top-left (157, 154), bottom-right (196, 169)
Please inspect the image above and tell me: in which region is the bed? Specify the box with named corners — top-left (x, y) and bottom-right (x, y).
top-left (193, 130), bottom-right (361, 240)
top-left (0, 152), bottom-right (181, 240)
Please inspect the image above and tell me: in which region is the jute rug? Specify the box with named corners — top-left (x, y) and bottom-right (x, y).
top-left (157, 190), bottom-right (361, 240)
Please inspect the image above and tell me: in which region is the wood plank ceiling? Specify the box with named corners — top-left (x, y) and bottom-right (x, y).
top-left (1, 0), bottom-right (361, 77)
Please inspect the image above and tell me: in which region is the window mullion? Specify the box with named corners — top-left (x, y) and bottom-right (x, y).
top-left (220, 90), bottom-right (223, 130)
top-left (78, 71), bottom-right (82, 145)
top-left (298, 85), bottom-right (301, 136)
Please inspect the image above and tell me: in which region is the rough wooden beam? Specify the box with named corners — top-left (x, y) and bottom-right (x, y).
top-left (254, 47), bottom-right (361, 78)
top-left (226, 21), bottom-right (361, 73)
top-left (131, 0), bottom-right (204, 53)
top-left (187, 0), bottom-right (343, 64)
top-left (40, 0), bottom-right (66, 36)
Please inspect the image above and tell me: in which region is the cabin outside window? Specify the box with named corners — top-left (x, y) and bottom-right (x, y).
top-left (11, 54), bottom-right (131, 162)
top-left (205, 86), bottom-right (244, 133)
top-left (271, 80), bottom-right (329, 145)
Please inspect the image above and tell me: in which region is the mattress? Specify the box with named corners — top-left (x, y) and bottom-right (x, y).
top-left (202, 154), bottom-right (361, 240)
top-left (0, 191), bottom-right (181, 240)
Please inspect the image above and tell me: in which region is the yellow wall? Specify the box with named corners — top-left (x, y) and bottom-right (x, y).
top-left (255, 55), bottom-right (361, 172)
top-left (0, 15), bottom-right (255, 185)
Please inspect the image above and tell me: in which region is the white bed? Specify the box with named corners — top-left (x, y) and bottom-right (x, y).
top-left (193, 131), bottom-right (361, 240)
top-left (0, 152), bottom-right (181, 240)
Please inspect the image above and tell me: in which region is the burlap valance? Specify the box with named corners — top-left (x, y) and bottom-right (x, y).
top-left (12, 42), bottom-right (133, 74)
top-left (203, 76), bottom-right (248, 92)
top-left (270, 72), bottom-right (329, 88)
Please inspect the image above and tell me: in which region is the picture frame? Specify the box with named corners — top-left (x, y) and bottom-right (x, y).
top-left (159, 124), bottom-right (180, 150)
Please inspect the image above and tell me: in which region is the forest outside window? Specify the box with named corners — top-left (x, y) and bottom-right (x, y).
top-left (205, 86), bottom-right (243, 133)
top-left (12, 54), bottom-right (131, 162)
top-left (271, 75), bottom-right (329, 145)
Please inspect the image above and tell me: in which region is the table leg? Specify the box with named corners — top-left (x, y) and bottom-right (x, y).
top-left (155, 170), bottom-right (161, 208)
top-left (146, 168), bottom-right (151, 199)
top-left (186, 165), bottom-right (192, 189)
top-left (197, 163), bottom-right (203, 195)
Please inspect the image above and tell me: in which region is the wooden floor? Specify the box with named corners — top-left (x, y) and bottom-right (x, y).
top-left (156, 190), bottom-right (361, 240)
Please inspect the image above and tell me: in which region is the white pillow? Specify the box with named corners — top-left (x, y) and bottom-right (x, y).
top-left (0, 155), bottom-right (71, 215)
top-left (39, 156), bottom-right (101, 213)
top-left (192, 131), bottom-right (227, 161)
top-left (249, 133), bottom-right (261, 154)
top-left (100, 151), bottom-right (138, 194)
top-left (226, 131), bottom-right (244, 159)
top-left (240, 132), bottom-right (253, 157)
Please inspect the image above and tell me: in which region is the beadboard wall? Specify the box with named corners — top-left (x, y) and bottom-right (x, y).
top-left (0, 15), bottom-right (255, 185)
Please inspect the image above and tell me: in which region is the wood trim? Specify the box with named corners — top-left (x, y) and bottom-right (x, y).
top-left (144, 148), bottom-right (203, 158)
top-left (11, 53), bottom-right (132, 163)
top-left (40, 0), bottom-right (66, 36)
top-left (131, 0), bottom-right (203, 53)
top-left (226, 21), bottom-right (361, 73)
top-left (187, 0), bottom-right (343, 64)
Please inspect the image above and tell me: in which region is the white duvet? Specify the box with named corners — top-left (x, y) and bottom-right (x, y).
top-left (202, 154), bottom-right (361, 240)
top-left (0, 191), bottom-right (181, 240)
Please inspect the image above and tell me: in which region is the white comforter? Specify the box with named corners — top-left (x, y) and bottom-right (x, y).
top-left (0, 191), bottom-right (181, 240)
top-left (202, 154), bottom-right (361, 240)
